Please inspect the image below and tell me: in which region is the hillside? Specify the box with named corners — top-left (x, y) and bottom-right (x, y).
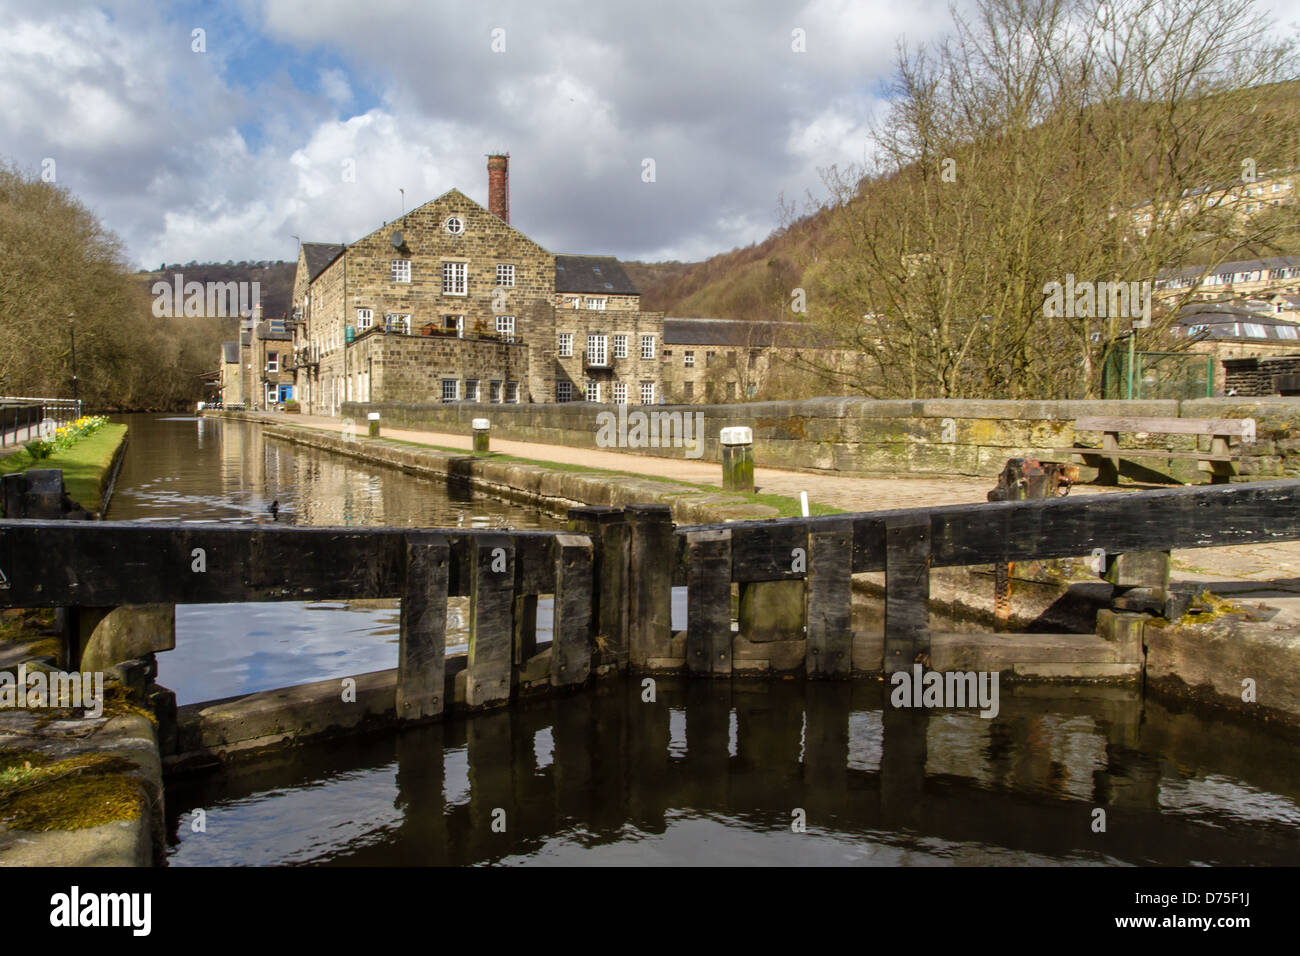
top-left (134, 260), bottom-right (296, 318)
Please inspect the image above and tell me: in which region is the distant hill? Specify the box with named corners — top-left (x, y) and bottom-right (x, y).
top-left (135, 260), bottom-right (296, 318)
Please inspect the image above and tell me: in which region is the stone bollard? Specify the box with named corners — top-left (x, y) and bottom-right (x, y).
top-left (367, 411), bottom-right (381, 438)
top-left (472, 418), bottom-right (490, 456)
top-left (720, 426), bottom-right (754, 494)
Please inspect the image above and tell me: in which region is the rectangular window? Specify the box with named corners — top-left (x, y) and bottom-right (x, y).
top-left (496, 315), bottom-right (516, 341)
top-left (586, 381), bottom-right (601, 402)
top-left (442, 261), bottom-right (467, 295)
top-left (391, 259), bottom-right (411, 283)
top-left (444, 314), bottom-right (464, 337)
top-left (612, 382), bottom-right (627, 404)
top-left (683, 381), bottom-right (694, 399)
top-left (356, 308), bottom-right (374, 330)
top-left (465, 379), bottom-right (479, 402)
top-left (489, 380), bottom-right (502, 403)
top-left (266, 352), bottom-right (279, 372)
top-left (684, 350), bottom-right (695, 367)
top-left (496, 264), bottom-right (516, 287)
top-left (385, 313), bottom-right (411, 334)
top-left (558, 332), bottom-right (574, 357)
top-left (557, 381), bottom-right (573, 402)
top-left (506, 381), bottom-right (519, 403)
top-left (612, 334), bottom-right (628, 358)
top-left (640, 335), bottom-right (655, 360)
top-left (640, 381), bottom-right (655, 405)
top-left (441, 378), bottom-right (459, 402)
top-left (706, 351), bottom-right (716, 366)
top-left (587, 333), bottom-right (608, 366)
top-left (587, 297), bottom-right (607, 311)
top-left (1278, 326), bottom-right (1298, 339)
top-left (1243, 323), bottom-right (1268, 338)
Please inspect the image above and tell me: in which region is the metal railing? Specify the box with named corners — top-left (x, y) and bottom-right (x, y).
top-left (0, 397), bottom-right (82, 448)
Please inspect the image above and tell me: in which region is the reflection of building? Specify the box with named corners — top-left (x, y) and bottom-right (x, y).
top-left (289, 155), bottom-right (665, 414)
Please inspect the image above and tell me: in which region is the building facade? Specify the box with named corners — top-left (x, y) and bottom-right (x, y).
top-left (288, 156), bottom-right (665, 414)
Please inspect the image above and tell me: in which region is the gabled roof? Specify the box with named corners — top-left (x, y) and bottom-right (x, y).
top-left (302, 242), bottom-right (345, 281)
top-left (555, 255), bottom-right (638, 295)
top-left (221, 341), bottom-right (239, 363)
top-left (663, 317), bottom-right (836, 348)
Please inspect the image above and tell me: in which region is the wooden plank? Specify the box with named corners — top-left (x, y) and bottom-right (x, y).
top-left (567, 506), bottom-right (630, 666)
top-left (551, 533), bottom-right (593, 688)
top-left (627, 504), bottom-right (675, 668)
top-left (1074, 416), bottom-right (1250, 436)
top-left (1056, 447), bottom-right (1233, 462)
top-left (466, 534), bottom-right (515, 708)
top-left (884, 513), bottom-right (930, 675)
top-left (691, 479), bottom-right (1300, 580)
top-left (806, 520), bottom-right (852, 677)
top-left (396, 532), bottom-right (449, 720)
top-left (686, 529), bottom-right (732, 676)
top-left (0, 522), bottom-right (556, 607)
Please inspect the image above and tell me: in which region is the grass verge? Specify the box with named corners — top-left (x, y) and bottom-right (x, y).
top-left (0, 423), bottom-right (127, 511)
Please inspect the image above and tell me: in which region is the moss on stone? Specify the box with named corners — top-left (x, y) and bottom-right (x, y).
top-left (0, 752), bottom-right (145, 831)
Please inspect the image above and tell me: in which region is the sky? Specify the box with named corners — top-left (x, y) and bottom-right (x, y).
top-left (1, 0), bottom-right (1298, 271)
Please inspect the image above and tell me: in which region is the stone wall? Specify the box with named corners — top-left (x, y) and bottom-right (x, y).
top-left (1223, 354), bottom-right (1300, 396)
top-left (345, 395), bottom-right (1300, 481)
top-left (348, 329), bottom-right (530, 404)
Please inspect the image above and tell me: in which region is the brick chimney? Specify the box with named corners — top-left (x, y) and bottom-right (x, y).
top-left (487, 153), bottom-right (509, 223)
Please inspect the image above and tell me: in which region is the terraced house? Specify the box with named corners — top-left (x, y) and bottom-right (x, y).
top-left (288, 155), bottom-right (664, 413)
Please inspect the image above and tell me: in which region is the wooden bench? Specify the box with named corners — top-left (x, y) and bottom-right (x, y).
top-left (1055, 416), bottom-right (1252, 484)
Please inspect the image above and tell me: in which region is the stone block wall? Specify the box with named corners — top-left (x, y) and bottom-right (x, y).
top-left (343, 395), bottom-right (1300, 481)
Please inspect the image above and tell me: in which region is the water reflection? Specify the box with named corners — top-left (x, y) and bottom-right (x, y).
top-left (107, 414), bottom-right (564, 702)
top-left (164, 680), bottom-right (1300, 866)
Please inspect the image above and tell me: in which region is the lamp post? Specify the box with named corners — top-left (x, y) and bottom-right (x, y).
top-left (68, 313), bottom-right (79, 413)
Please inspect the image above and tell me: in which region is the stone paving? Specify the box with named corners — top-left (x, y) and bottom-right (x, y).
top-left (243, 410), bottom-right (1300, 591)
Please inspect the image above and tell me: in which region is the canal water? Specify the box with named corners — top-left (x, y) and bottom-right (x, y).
top-left (111, 415), bottom-right (1300, 866)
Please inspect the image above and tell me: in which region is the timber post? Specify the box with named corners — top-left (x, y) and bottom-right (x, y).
top-left (397, 531), bottom-right (449, 720)
top-left (884, 512), bottom-right (931, 674)
top-left (467, 533), bottom-right (515, 707)
top-left (806, 518), bottom-right (854, 677)
top-left (626, 503), bottom-right (674, 671)
top-left (551, 533), bottom-right (594, 688)
top-left (567, 505), bottom-right (631, 672)
top-left (686, 528), bottom-right (732, 676)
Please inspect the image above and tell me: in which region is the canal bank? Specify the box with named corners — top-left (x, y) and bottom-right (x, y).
top-left (0, 421), bottom-right (165, 867)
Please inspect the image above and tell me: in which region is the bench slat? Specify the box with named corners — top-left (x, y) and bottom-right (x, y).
top-left (1074, 416), bottom-right (1248, 436)
top-left (1054, 447), bottom-right (1234, 462)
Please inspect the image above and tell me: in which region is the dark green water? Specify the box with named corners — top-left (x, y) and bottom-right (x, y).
top-left (108, 414), bottom-right (1300, 866)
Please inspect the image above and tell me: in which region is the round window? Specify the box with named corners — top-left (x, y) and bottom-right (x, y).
top-left (444, 216), bottom-right (464, 235)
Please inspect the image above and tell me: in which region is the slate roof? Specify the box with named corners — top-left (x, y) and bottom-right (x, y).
top-left (554, 255), bottom-right (638, 295)
top-left (302, 242), bottom-right (346, 281)
top-left (1158, 256), bottom-right (1300, 281)
top-left (221, 341), bottom-right (239, 363)
top-left (256, 320), bottom-right (292, 341)
top-left (663, 317), bottom-right (836, 349)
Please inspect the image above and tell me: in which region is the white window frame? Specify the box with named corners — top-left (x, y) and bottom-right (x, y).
top-left (465, 379), bottom-right (479, 402)
top-left (496, 264), bottom-right (516, 287)
top-left (558, 332), bottom-right (574, 357)
top-left (640, 335), bottom-right (656, 360)
top-left (612, 334), bottom-right (628, 358)
top-left (442, 260), bottom-right (468, 296)
top-left (441, 378), bottom-right (459, 402)
top-left (586, 297), bottom-right (607, 311)
top-left (586, 381), bottom-right (601, 402)
top-left (612, 382), bottom-right (628, 405)
top-left (684, 350), bottom-right (695, 367)
top-left (391, 259), bottom-right (411, 283)
top-left (489, 380), bottom-right (502, 403)
top-left (496, 315), bottom-right (516, 341)
top-left (1278, 325), bottom-right (1298, 339)
top-left (640, 381), bottom-right (655, 405)
top-left (1243, 323), bottom-right (1268, 338)
top-left (587, 333), bottom-right (608, 367)
top-left (266, 352), bottom-right (279, 372)
top-left (356, 308), bottom-right (374, 330)
top-left (385, 312), bottom-right (411, 334)
top-left (557, 381), bottom-right (574, 402)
